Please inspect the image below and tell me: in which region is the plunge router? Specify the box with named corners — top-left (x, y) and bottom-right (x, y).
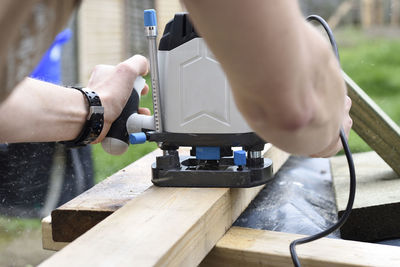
top-left (102, 10), bottom-right (273, 188)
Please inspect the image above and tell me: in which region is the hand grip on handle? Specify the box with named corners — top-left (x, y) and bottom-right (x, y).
top-left (101, 77), bottom-right (146, 155)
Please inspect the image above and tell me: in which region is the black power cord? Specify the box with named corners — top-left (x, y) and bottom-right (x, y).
top-left (289, 15), bottom-right (357, 267)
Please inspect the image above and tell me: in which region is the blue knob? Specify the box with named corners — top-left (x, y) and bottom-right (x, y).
top-left (144, 9), bottom-right (157, 27)
top-left (234, 150), bottom-right (246, 166)
top-left (129, 132), bottom-right (147, 144)
top-left (196, 147), bottom-right (221, 160)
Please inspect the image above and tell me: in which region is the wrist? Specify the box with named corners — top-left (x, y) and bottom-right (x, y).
top-left (61, 87), bottom-right (104, 147)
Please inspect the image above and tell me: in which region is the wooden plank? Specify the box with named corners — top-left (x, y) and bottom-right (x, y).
top-left (391, 0), bottom-right (400, 26)
top-left (51, 149), bottom-right (161, 242)
top-left (331, 151), bottom-right (400, 241)
top-left (375, 0), bottom-right (384, 25)
top-left (200, 226), bottom-right (400, 267)
top-left (361, 0), bottom-right (373, 28)
top-left (39, 145), bottom-right (288, 267)
top-left (344, 71), bottom-right (400, 175)
top-left (328, 0), bottom-right (354, 30)
top-left (42, 216), bottom-right (68, 251)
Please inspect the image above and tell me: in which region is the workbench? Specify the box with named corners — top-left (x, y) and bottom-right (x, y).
top-left (39, 145), bottom-right (400, 266)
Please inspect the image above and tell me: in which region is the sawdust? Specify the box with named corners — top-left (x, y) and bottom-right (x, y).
top-left (0, 228), bottom-right (54, 267)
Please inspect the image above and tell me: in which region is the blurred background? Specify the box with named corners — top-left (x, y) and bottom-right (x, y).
top-left (1, 0), bottom-right (400, 265)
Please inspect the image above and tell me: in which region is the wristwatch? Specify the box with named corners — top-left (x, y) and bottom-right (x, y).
top-left (62, 87), bottom-right (104, 147)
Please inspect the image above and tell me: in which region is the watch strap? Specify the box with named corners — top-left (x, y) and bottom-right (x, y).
top-left (62, 87), bottom-right (104, 147)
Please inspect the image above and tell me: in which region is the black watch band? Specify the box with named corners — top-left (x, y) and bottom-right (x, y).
top-left (62, 87), bottom-right (104, 147)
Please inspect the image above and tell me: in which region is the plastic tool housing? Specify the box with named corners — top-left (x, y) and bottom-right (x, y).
top-left (146, 13), bottom-right (273, 188)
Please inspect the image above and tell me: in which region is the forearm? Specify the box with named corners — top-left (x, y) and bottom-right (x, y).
top-left (0, 55), bottom-right (149, 145)
top-left (183, 0), bottom-right (346, 155)
top-left (0, 78), bottom-right (87, 143)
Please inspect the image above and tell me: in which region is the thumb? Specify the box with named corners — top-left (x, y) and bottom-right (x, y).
top-left (110, 55), bottom-right (149, 101)
top-left (123, 54), bottom-right (149, 76)
top-left (114, 55), bottom-right (149, 87)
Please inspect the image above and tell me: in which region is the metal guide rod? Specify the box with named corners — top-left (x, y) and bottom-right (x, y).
top-left (144, 9), bottom-right (163, 133)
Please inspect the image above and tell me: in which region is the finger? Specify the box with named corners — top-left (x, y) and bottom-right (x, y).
top-left (345, 95), bottom-right (352, 111)
top-left (325, 141), bottom-right (343, 158)
top-left (112, 55), bottom-right (149, 94)
top-left (343, 96), bottom-right (353, 139)
top-left (344, 116), bottom-right (353, 140)
top-left (141, 84), bottom-right (149, 96)
top-left (121, 54), bottom-right (149, 77)
top-left (310, 140), bottom-right (341, 158)
top-left (138, 107), bottom-right (151, 115)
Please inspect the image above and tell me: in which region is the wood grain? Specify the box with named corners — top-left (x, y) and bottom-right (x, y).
top-left (200, 226), bottom-right (400, 267)
top-left (344, 71), bottom-right (400, 175)
top-left (40, 145), bottom-right (288, 267)
top-left (51, 149), bottom-right (161, 242)
top-left (331, 151), bottom-right (400, 241)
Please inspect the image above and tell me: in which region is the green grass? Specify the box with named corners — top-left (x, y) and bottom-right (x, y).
top-left (0, 217), bottom-right (41, 245)
top-left (335, 27), bottom-right (400, 153)
top-left (92, 142), bottom-right (157, 183)
top-left (92, 75), bottom-right (157, 183)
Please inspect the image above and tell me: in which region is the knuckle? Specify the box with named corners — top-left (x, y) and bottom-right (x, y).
top-left (132, 54), bottom-right (149, 72)
top-left (116, 62), bottom-right (138, 77)
top-left (132, 54), bottom-right (145, 60)
top-left (345, 96), bottom-right (352, 108)
top-left (92, 65), bottom-right (103, 74)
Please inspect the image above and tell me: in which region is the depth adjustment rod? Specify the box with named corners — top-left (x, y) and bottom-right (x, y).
top-left (144, 9), bottom-right (163, 133)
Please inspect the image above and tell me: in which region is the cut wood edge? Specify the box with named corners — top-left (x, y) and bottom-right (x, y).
top-left (200, 226), bottom-right (400, 267)
top-left (39, 146), bottom-right (289, 267)
top-left (41, 216), bottom-right (69, 251)
top-left (50, 149), bottom-right (161, 242)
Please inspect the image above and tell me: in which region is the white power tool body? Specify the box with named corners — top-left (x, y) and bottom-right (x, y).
top-left (106, 11), bottom-right (274, 188)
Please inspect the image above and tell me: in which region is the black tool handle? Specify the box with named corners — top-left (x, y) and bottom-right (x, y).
top-left (104, 88), bottom-right (140, 146)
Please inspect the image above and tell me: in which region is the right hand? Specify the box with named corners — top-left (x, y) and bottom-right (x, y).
top-left (85, 55), bottom-right (150, 144)
top-left (310, 95), bottom-right (353, 158)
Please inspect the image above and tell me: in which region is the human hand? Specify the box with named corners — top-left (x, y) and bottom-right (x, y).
top-left (310, 95), bottom-right (353, 158)
top-left (86, 55), bottom-right (150, 143)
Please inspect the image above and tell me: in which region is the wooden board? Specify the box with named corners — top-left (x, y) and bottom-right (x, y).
top-left (200, 226), bottom-right (400, 267)
top-left (344, 71), bottom-right (400, 175)
top-left (39, 145), bottom-right (288, 267)
top-left (51, 149), bottom-right (161, 242)
top-left (331, 151), bottom-right (400, 241)
top-left (42, 216), bottom-right (68, 251)
top-left (328, 0), bottom-right (354, 30)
